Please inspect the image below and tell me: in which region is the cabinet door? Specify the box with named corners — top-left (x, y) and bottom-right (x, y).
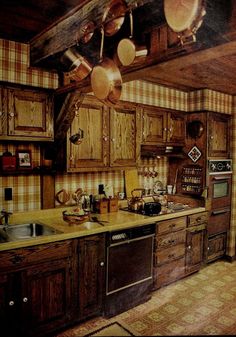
top-left (23, 258), bottom-right (72, 337)
top-left (207, 233), bottom-right (227, 262)
top-left (7, 87), bottom-right (53, 140)
top-left (167, 111), bottom-right (185, 144)
top-left (186, 228), bottom-right (206, 274)
top-left (110, 105), bottom-right (138, 167)
top-left (208, 112), bottom-right (231, 158)
top-left (78, 234), bottom-right (105, 319)
top-left (0, 272), bottom-right (21, 337)
top-left (141, 107), bottom-right (166, 144)
top-left (67, 97), bottom-right (109, 171)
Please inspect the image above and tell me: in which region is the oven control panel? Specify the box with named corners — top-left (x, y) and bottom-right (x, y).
top-left (208, 159), bottom-right (232, 173)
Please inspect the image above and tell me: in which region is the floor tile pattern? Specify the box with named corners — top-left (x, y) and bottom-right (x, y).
top-left (57, 260), bottom-right (236, 336)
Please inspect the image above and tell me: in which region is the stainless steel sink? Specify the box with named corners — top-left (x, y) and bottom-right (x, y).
top-left (0, 222), bottom-right (62, 242)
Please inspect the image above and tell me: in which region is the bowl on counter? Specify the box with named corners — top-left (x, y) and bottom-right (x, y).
top-left (62, 209), bottom-right (90, 225)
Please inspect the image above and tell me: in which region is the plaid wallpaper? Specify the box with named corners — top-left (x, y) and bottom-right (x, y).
top-left (0, 39), bottom-right (58, 89)
top-left (0, 39), bottom-right (236, 257)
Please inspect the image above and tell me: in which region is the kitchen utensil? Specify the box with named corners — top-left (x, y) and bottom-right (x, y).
top-left (90, 26), bottom-right (122, 106)
top-left (128, 188), bottom-right (145, 212)
top-left (117, 9), bottom-right (148, 66)
top-left (90, 216), bottom-right (109, 226)
top-left (164, 0), bottom-right (206, 44)
top-left (55, 189), bottom-right (70, 205)
top-left (102, 0), bottom-right (127, 36)
top-left (61, 47), bottom-right (93, 81)
top-left (187, 120), bottom-right (204, 139)
top-left (172, 168), bottom-right (178, 194)
top-left (79, 20), bottom-right (95, 44)
top-left (143, 201), bottom-right (162, 215)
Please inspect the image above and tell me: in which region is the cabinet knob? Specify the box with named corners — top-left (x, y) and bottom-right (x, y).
top-left (100, 261), bottom-right (105, 267)
top-left (207, 247), bottom-right (210, 251)
top-left (9, 112), bottom-right (15, 118)
top-left (103, 136), bottom-right (108, 141)
top-left (187, 245), bottom-right (191, 250)
top-left (22, 297), bottom-right (28, 303)
top-left (9, 300), bottom-right (15, 306)
top-left (210, 136), bottom-right (214, 140)
top-left (111, 138), bottom-right (115, 142)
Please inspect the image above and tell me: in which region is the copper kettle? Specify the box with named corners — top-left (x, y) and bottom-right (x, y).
top-left (128, 188), bottom-right (145, 212)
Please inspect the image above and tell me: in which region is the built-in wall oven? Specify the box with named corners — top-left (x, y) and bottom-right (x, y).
top-left (207, 159), bottom-right (232, 237)
top-left (104, 224), bottom-right (155, 317)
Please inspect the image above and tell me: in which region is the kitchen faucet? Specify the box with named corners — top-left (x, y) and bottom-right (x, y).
top-left (0, 209), bottom-right (12, 227)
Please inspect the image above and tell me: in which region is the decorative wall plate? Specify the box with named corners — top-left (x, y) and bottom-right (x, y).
top-left (188, 145), bottom-right (201, 162)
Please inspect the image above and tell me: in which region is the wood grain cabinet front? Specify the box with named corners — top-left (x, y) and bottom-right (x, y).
top-left (153, 216), bottom-right (187, 289)
top-left (67, 96), bottom-right (139, 172)
top-left (0, 240), bottom-right (75, 337)
top-left (141, 106), bottom-right (186, 146)
top-left (0, 86), bottom-right (54, 141)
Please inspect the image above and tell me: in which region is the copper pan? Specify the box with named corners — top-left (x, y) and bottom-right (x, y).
top-left (91, 27), bottom-right (122, 106)
top-left (117, 10), bottom-right (148, 66)
top-left (60, 47), bottom-right (92, 82)
top-left (102, 0), bottom-right (127, 36)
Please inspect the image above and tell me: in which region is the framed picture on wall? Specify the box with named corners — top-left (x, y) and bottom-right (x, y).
top-left (16, 150), bottom-right (32, 169)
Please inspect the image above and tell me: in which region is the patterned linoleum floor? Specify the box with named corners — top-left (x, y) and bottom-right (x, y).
top-left (56, 260), bottom-right (236, 336)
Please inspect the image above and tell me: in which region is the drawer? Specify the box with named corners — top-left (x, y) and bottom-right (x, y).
top-left (156, 216), bottom-right (187, 235)
top-left (208, 209), bottom-right (230, 236)
top-left (156, 231), bottom-right (186, 249)
top-left (188, 212), bottom-right (208, 227)
top-left (154, 243), bottom-right (185, 266)
top-left (0, 240), bottom-right (73, 270)
top-left (153, 257), bottom-right (185, 289)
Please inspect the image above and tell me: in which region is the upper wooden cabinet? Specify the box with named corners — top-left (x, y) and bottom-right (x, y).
top-left (0, 85), bottom-right (54, 141)
top-left (208, 112), bottom-right (231, 158)
top-left (141, 106), bottom-right (186, 146)
top-left (67, 96), bottom-right (139, 172)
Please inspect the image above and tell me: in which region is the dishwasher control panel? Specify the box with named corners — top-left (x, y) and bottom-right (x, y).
top-left (107, 223), bottom-right (155, 245)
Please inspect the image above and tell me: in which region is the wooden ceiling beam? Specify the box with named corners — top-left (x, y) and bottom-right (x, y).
top-left (30, 0), bottom-right (154, 66)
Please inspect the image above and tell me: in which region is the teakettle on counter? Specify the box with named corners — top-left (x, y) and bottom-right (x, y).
top-left (128, 188), bottom-right (145, 212)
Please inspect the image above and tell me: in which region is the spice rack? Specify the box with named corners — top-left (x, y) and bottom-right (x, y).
top-left (181, 165), bottom-right (203, 194)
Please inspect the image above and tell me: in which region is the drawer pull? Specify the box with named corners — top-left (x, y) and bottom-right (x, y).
top-left (9, 300), bottom-right (15, 306)
top-left (187, 245), bottom-right (192, 250)
top-left (100, 261), bottom-right (105, 267)
top-left (22, 297), bottom-right (28, 303)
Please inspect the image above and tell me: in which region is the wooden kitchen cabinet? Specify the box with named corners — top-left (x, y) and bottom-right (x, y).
top-left (141, 106), bottom-right (186, 146)
top-left (208, 112), bottom-right (231, 158)
top-left (153, 216), bottom-right (187, 289)
top-left (67, 96), bottom-right (139, 171)
top-left (0, 240), bottom-right (75, 337)
top-left (207, 232), bottom-right (227, 262)
top-left (78, 234), bottom-right (105, 320)
top-left (0, 86), bottom-right (54, 141)
top-left (185, 212), bottom-right (207, 275)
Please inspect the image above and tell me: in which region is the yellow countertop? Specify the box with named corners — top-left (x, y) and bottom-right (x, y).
top-left (0, 205), bottom-right (206, 251)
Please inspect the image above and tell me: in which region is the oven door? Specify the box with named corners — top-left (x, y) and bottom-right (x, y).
top-left (209, 174), bottom-right (232, 209)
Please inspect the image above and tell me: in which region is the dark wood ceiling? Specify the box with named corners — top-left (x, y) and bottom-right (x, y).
top-left (0, 0), bottom-right (236, 95)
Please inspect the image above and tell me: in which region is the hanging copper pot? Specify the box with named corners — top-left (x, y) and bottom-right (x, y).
top-left (61, 47), bottom-right (92, 81)
top-left (90, 27), bottom-right (122, 106)
top-left (102, 0), bottom-right (127, 36)
top-left (79, 20), bottom-right (95, 44)
top-left (117, 10), bottom-right (148, 66)
top-left (164, 0), bottom-right (206, 44)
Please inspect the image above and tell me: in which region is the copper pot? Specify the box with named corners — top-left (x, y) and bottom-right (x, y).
top-left (128, 188), bottom-right (145, 212)
top-left (61, 48), bottom-right (92, 81)
top-left (91, 27), bottom-right (122, 106)
top-left (117, 10), bottom-right (148, 66)
top-left (102, 0), bottom-right (127, 36)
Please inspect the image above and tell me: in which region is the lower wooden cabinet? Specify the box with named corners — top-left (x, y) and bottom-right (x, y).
top-left (78, 234), bottom-right (106, 320)
top-left (207, 232), bottom-right (227, 262)
top-left (0, 240), bottom-right (75, 337)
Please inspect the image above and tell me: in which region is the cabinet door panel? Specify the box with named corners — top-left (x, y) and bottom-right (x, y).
top-left (142, 108), bottom-right (166, 144)
top-left (168, 111), bottom-right (185, 144)
top-left (67, 99), bottom-right (109, 170)
top-left (78, 234), bottom-right (105, 319)
top-left (110, 106), bottom-right (137, 167)
top-left (0, 86), bottom-right (7, 135)
top-left (186, 229), bottom-right (205, 274)
top-left (23, 259), bottom-right (72, 335)
top-left (208, 113), bottom-right (230, 157)
top-left (7, 88), bottom-right (53, 139)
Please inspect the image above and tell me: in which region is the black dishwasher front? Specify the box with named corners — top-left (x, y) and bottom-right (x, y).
top-left (105, 224), bottom-right (155, 316)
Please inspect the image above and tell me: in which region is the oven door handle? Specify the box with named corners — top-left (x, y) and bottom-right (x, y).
top-left (212, 176), bottom-right (231, 180)
top-left (212, 208), bottom-right (230, 215)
